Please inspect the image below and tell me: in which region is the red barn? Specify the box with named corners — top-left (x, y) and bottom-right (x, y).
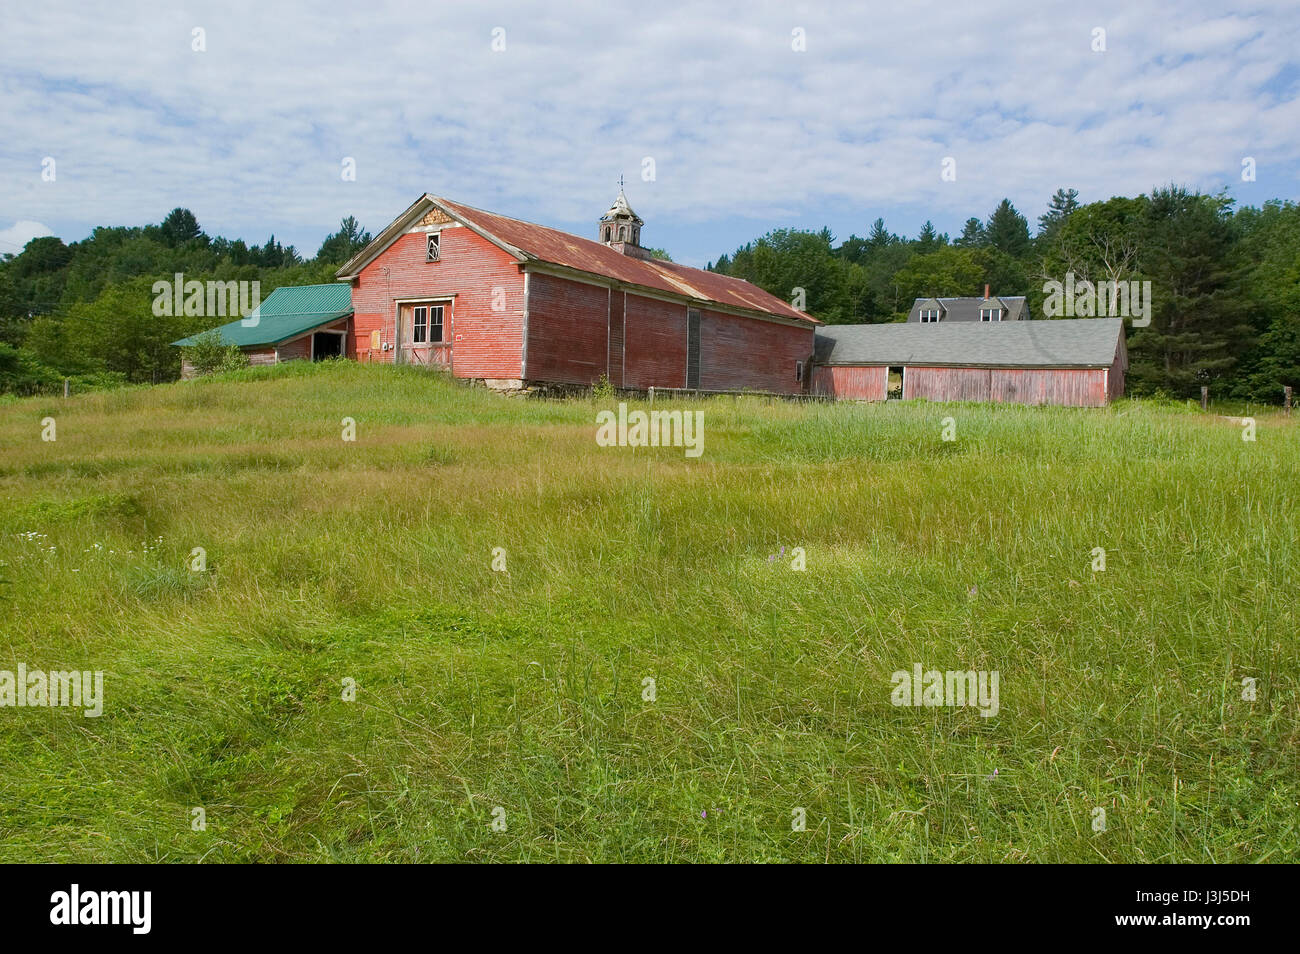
top-left (334, 190), bottom-right (818, 393)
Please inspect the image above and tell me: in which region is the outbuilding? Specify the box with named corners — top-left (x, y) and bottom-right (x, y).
top-left (811, 318), bottom-right (1127, 406)
top-left (173, 283), bottom-right (353, 378)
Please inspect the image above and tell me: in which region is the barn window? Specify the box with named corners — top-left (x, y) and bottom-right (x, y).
top-left (980, 307), bottom-right (1002, 322)
top-left (408, 304), bottom-right (446, 344)
top-left (795, 360), bottom-right (804, 382)
top-left (426, 232), bottom-right (440, 262)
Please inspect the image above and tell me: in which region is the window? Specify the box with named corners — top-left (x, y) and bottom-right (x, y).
top-left (409, 304), bottom-right (445, 344)
top-left (426, 232), bottom-right (440, 262)
top-left (795, 360), bottom-right (804, 382)
top-left (980, 308), bottom-right (1002, 322)
top-left (603, 226), bottom-right (611, 242)
top-left (920, 308), bottom-right (940, 323)
top-left (618, 225), bottom-right (628, 242)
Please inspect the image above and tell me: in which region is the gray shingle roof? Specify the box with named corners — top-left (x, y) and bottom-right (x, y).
top-left (814, 318), bottom-right (1125, 368)
top-left (907, 296), bottom-right (1030, 321)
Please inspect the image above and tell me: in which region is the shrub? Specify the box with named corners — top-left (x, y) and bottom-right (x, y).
top-left (187, 330), bottom-right (248, 376)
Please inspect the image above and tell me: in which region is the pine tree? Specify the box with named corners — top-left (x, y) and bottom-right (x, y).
top-left (956, 218), bottom-right (986, 247)
top-left (985, 199), bottom-right (1030, 257)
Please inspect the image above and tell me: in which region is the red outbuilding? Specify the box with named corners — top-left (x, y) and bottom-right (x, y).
top-left (334, 190), bottom-right (818, 394)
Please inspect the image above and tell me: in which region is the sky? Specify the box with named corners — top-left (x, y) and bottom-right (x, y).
top-left (1, 1), bottom-right (1298, 268)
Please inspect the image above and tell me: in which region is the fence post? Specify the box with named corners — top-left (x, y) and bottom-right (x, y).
top-left (1285, 386), bottom-right (1293, 416)
top-left (648, 386), bottom-right (655, 405)
top-left (1200, 386), bottom-right (1208, 412)
top-left (63, 378), bottom-right (69, 399)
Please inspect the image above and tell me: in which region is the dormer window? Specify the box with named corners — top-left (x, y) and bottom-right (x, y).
top-left (426, 232), bottom-right (440, 262)
top-left (980, 307), bottom-right (1001, 322)
top-left (920, 308), bottom-right (941, 323)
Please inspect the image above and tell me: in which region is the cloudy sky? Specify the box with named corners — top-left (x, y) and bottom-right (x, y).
top-left (2, 1), bottom-right (1297, 266)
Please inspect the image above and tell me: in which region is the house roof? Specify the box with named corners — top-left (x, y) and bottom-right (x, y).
top-left (337, 194), bottom-right (817, 325)
top-left (907, 296), bottom-right (1029, 321)
top-left (173, 284), bottom-right (353, 348)
top-left (814, 318), bottom-right (1125, 368)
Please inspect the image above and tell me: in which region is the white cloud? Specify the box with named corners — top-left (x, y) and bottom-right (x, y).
top-left (0, 0), bottom-right (1296, 264)
top-left (0, 220), bottom-right (54, 255)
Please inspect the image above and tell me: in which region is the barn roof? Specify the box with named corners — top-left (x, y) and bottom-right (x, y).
top-left (172, 284), bottom-right (353, 348)
top-left (337, 194), bottom-right (817, 325)
top-left (814, 318), bottom-right (1125, 368)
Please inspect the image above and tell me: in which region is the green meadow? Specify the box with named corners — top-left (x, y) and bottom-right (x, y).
top-left (0, 361), bottom-right (1295, 862)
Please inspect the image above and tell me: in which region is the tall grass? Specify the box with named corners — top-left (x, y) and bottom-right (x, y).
top-left (0, 361), bottom-right (1295, 862)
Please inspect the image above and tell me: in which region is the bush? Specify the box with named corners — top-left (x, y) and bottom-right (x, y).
top-left (187, 330), bottom-right (248, 376)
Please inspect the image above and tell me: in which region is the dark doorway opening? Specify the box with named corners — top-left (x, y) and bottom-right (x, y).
top-left (313, 332), bottom-right (344, 360)
top-left (888, 366), bottom-right (904, 399)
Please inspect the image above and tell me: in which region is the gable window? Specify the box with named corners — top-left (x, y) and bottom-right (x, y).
top-left (980, 308), bottom-right (1002, 322)
top-left (410, 304), bottom-right (445, 344)
top-left (920, 308), bottom-right (940, 323)
top-left (426, 232), bottom-right (440, 262)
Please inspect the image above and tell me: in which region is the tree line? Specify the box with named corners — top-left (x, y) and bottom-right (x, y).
top-left (709, 187), bottom-right (1299, 400)
top-left (0, 209), bottom-right (372, 394)
top-left (2, 190), bottom-right (1296, 401)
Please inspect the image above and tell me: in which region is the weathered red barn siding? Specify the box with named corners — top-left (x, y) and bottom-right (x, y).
top-left (276, 336), bottom-right (312, 363)
top-left (904, 366), bottom-right (1110, 406)
top-left (699, 308), bottom-right (812, 394)
top-left (523, 272), bottom-right (609, 385)
top-left (904, 367), bottom-right (992, 402)
top-left (246, 346), bottom-right (277, 367)
top-left (990, 368), bottom-right (1107, 406)
top-left (623, 294), bottom-right (688, 389)
top-left (1108, 337), bottom-right (1128, 401)
top-left (811, 365), bottom-right (887, 400)
top-left (351, 227), bottom-right (524, 377)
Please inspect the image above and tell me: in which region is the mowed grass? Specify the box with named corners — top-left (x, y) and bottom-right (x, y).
top-left (0, 360), bottom-right (1296, 863)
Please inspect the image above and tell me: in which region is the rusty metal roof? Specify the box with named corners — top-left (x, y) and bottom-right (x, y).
top-left (437, 198), bottom-right (817, 324)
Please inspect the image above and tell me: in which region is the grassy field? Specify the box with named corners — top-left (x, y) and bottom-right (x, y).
top-left (0, 361), bottom-right (1295, 863)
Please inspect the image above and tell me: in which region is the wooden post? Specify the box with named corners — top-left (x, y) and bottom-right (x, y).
top-left (648, 386), bottom-right (655, 405)
top-left (1285, 386), bottom-right (1293, 416)
top-left (1200, 386), bottom-right (1208, 411)
top-left (63, 378), bottom-right (69, 399)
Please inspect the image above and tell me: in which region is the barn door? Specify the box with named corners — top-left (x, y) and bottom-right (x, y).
top-left (686, 308), bottom-right (701, 389)
top-left (397, 303), bottom-right (445, 367)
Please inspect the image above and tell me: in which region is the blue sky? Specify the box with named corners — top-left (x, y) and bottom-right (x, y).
top-left (1, 1), bottom-right (1297, 268)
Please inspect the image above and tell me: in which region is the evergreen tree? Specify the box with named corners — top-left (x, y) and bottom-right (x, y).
top-left (985, 199), bottom-right (1030, 257)
top-left (956, 218), bottom-right (986, 247)
top-left (316, 216), bottom-right (373, 263)
top-left (1037, 188), bottom-right (1080, 236)
top-left (160, 208), bottom-right (203, 246)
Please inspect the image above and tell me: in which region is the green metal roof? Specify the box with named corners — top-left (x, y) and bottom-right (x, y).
top-left (172, 283), bottom-right (353, 348)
